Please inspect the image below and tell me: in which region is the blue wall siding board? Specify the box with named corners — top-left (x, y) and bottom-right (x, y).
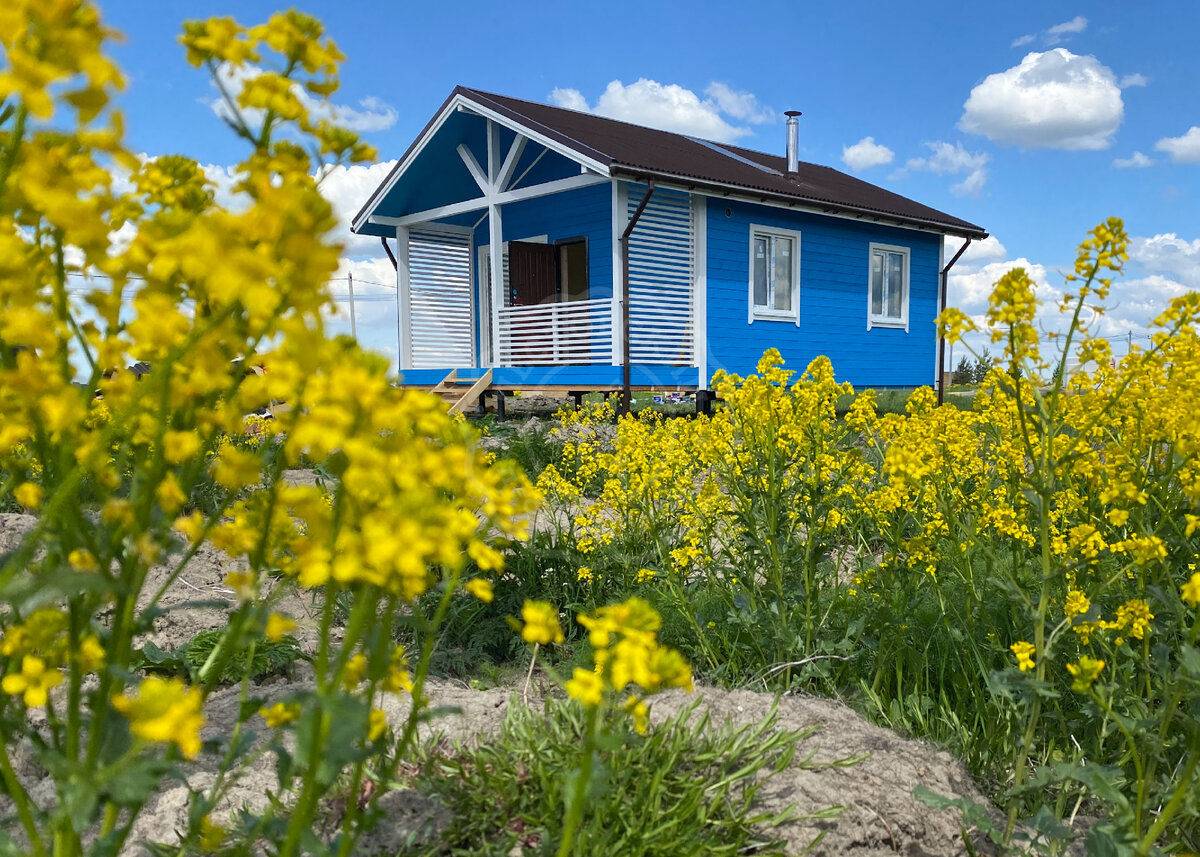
top-left (704, 198), bottom-right (941, 388)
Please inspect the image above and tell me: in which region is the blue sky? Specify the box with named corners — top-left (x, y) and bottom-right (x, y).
top-left (94, 0), bottom-right (1200, 369)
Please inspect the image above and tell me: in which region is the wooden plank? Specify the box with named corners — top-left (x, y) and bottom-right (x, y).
top-left (448, 368), bottom-right (493, 415)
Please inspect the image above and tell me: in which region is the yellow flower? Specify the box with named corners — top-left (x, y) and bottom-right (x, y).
top-left (224, 571), bottom-right (256, 600)
top-left (1067, 656), bottom-right (1105, 693)
top-left (367, 708), bottom-right (388, 741)
top-left (14, 482), bottom-right (43, 510)
top-left (112, 677), bottom-right (205, 758)
top-left (199, 815), bottom-right (226, 851)
top-left (68, 549), bottom-right (98, 572)
top-left (565, 667), bottom-right (603, 706)
top-left (342, 653), bottom-right (367, 689)
top-left (464, 577), bottom-right (494, 603)
top-left (264, 613), bottom-right (296, 641)
top-left (635, 568), bottom-right (656, 584)
top-left (622, 695), bottom-right (650, 734)
top-left (383, 646), bottom-right (413, 694)
top-left (1114, 599), bottom-right (1153, 640)
top-left (1064, 589), bottom-right (1090, 620)
top-left (1010, 641), bottom-right (1035, 672)
top-left (1183, 572), bottom-right (1200, 607)
top-left (1185, 514), bottom-right (1199, 538)
top-left (2, 655), bottom-right (63, 707)
top-left (156, 472), bottom-right (188, 514)
top-left (259, 701), bottom-right (300, 728)
top-left (520, 600), bottom-right (563, 645)
top-left (576, 566), bottom-right (593, 583)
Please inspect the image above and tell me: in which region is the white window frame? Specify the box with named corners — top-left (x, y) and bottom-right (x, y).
top-left (747, 224), bottom-right (801, 325)
top-left (867, 242), bottom-right (910, 332)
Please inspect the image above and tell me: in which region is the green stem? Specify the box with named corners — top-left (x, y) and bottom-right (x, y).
top-left (558, 703), bottom-right (598, 857)
top-left (0, 741), bottom-right (46, 857)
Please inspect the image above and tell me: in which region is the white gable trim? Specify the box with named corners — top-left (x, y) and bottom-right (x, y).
top-left (352, 93), bottom-right (611, 233)
top-left (367, 173), bottom-right (608, 228)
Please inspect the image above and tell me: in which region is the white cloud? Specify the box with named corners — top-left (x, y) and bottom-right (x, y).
top-left (945, 234), bottom-right (1008, 265)
top-left (1112, 151), bottom-right (1154, 168)
top-left (548, 87), bottom-right (589, 112)
top-left (548, 78), bottom-right (775, 144)
top-left (959, 49), bottom-right (1124, 150)
top-left (901, 141), bottom-right (989, 198)
top-left (1129, 233), bottom-right (1200, 287)
top-left (1155, 126), bottom-right (1200, 163)
top-left (1119, 73), bottom-right (1149, 88)
top-left (703, 82), bottom-right (777, 124)
top-left (315, 160), bottom-right (399, 256)
top-left (943, 229), bottom-right (1200, 363)
top-left (1045, 15), bottom-right (1088, 44)
top-left (841, 137), bottom-right (894, 171)
top-left (1011, 16), bottom-right (1087, 49)
top-left (208, 63), bottom-right (397, 134)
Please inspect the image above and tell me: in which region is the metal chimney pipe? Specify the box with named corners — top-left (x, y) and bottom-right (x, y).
top-left (785, 110), bottom-right (802, 174)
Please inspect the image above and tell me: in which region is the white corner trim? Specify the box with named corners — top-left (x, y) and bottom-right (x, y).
top-left (748, 223), bottom-right (802, 326)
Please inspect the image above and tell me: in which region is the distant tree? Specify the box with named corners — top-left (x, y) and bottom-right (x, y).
top-left (971, 348), bottom-right (993, 384)
top-left (953, 356), bottom-right (973, 385)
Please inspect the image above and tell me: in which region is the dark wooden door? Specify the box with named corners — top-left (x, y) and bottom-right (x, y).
top-left (508, 241), bottom-right (558, 306)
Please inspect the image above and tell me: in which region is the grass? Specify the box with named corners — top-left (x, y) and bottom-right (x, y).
top-left (400, 697), bottom-right (826, 857)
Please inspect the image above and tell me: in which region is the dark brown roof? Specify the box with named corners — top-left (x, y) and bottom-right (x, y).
top-left (354, 86), bottom-right (987, 239)
top-left (459, 88), bottom-right (986, 238)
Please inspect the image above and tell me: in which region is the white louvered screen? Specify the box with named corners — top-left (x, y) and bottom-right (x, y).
top-left (626, 186), bottom-right (695, 365)
top-left (410, 228), bottom-right (473, 369)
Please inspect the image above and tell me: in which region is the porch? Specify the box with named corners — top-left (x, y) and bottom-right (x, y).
top-left (352, 95), bottom-right (703, 396)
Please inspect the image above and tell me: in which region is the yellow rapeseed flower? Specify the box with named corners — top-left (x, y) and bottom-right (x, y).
top-left (1183, 572), bottom-right (1200, 607)
top-left (565, 667), bottom-right (603, 706)
top-left (367, 708), bottom-right (388, 742)
top-left (1067, 656), bottom-right (1105, 693)
top-left (520, 600), bottom-right (563, 645)
top-left (264, 613), bottom-right (296, 641)
top-left (112, 677), bottom-right (205, 758)
top-left (1064, 589), bottom-right (1090, 620)
top-left (14, 482), bottom-right (43, 510)
top-left (464, 577), bottom-right (494, 603)
top-left (1010, 641), bottom-right (1035, 672)
top-left (259, 701), bottom-right (300, 728)
top-left (2, 655), bottom-right (63, 707)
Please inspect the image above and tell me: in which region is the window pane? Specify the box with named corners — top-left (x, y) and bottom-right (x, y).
top-left (886, 252), bottom-right (904, 318)
top-left (753, 236), bottom-right (768, 307)
top-left (773, 237), bottom-right (792, 311)
top-left (871, 252), bottom-right (884, 315)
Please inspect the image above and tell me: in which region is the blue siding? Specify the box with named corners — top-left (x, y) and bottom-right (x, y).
top-left (705, 199), bottom-right (941, 388)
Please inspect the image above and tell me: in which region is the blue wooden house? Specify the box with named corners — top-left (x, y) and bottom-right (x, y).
top-left (351, 87), bottom-right (986, 407)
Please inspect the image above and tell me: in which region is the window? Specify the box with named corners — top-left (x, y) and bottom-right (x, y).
top-left (748, 225), bottom-right (800, 324)
top-left (867, 243), bottom-right (909, 330)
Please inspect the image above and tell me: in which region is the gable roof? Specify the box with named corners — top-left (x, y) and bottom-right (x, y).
top-left (354, 86), bottom-right (988, 240)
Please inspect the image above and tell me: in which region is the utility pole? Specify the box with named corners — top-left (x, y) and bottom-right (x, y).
top-left (347, 272), bottom-right (358, 341)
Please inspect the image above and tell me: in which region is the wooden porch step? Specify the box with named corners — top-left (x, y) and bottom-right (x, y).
top-left (430, 369), bottom-right (493, 414)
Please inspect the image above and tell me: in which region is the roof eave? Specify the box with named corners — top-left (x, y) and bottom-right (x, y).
top-left (609, 166), bottom-right (989, 240)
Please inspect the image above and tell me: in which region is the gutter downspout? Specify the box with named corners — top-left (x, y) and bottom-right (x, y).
top-left (937, 237), bottom-right (973, 406)
top-left (381, 236), bottom-right (398, 270)
top-left (619, 180), bottom-right (655, 415)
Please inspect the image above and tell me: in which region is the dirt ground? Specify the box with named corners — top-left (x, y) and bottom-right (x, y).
top-left (1, 511), bottom-right (1003, 856)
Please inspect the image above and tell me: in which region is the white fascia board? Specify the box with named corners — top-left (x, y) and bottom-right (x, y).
top-left (353, 93), bottom-right (611, 233)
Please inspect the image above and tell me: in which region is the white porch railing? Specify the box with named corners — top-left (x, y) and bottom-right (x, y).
top-left (496, 297), bottom-right (614, 366)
